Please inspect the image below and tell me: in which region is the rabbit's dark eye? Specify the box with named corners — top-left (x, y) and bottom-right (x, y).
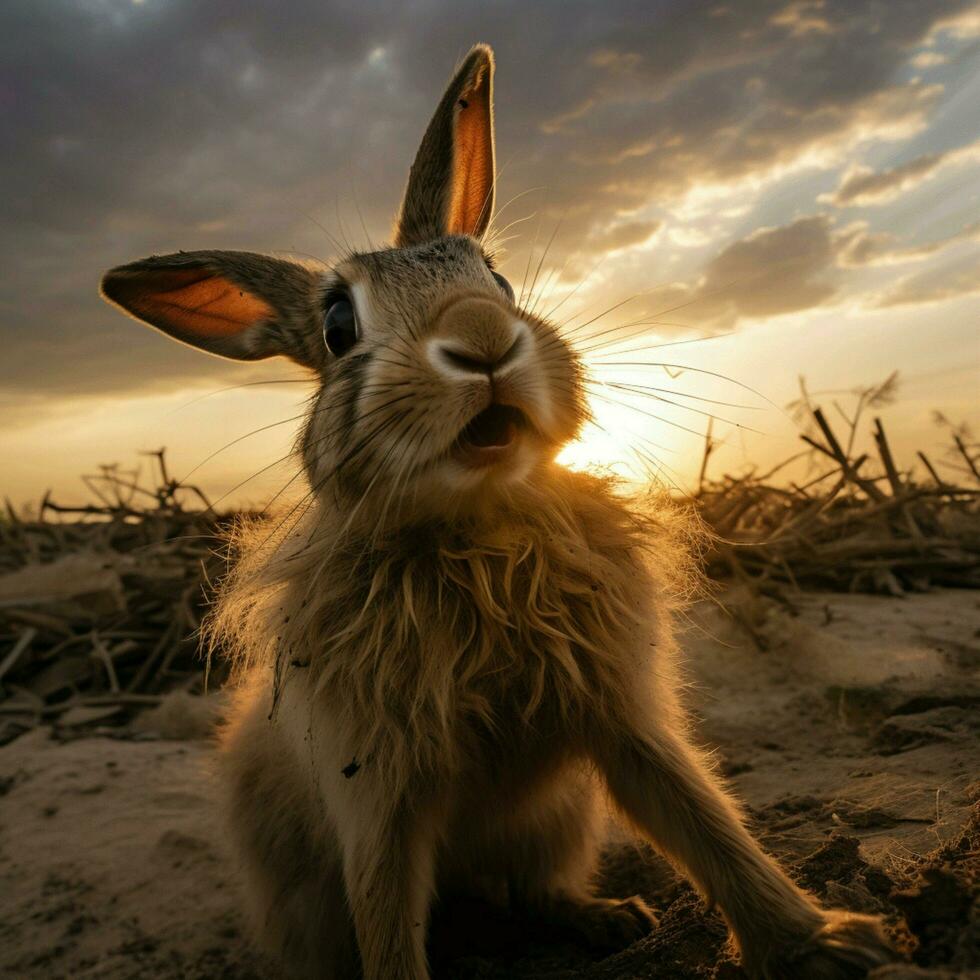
top-left (323, 295), bottom-right (358, 357)
top-left (492, 271), bottom-right (515, 303)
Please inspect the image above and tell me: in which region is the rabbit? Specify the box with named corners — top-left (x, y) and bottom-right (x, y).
top-left (101, 43), bottom-right (897, 980)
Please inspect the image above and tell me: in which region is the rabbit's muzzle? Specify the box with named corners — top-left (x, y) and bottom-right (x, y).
top-left (425, 296), bottom-right (544, 469)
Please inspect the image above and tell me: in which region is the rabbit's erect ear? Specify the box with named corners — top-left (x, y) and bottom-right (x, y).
top-left (101, 250), bottom-right (322, 366)
top-left (395, 44), bottom-right (495, 247)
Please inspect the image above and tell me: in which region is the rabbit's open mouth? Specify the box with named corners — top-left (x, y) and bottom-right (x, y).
top-left (454, 404), bottom-right (529, 465)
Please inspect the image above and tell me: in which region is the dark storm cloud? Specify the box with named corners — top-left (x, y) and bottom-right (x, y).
top-left (1, 0), bottom-right (976, 398)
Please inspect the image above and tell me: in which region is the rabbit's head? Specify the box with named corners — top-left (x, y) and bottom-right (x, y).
top-left (101, 45), bottom-right (585, 520)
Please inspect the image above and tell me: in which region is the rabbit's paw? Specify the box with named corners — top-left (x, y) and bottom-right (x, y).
top-left (543, 894), bottom-right (658, 953)
top-left (760, 911), bottom-right (897, 979)
top-left (582, 895), bottom-right (658, 951)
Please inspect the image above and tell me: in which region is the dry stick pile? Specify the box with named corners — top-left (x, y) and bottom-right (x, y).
top-left (696, 397), bottom-right (980, 601)
top-left (0, 452), bottom-right (239, 744)
top-left (1, 396), bottom-right (978, 738)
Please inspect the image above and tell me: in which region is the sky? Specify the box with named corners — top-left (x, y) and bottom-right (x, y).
top-left (1, 0), bottom-right (978, 509)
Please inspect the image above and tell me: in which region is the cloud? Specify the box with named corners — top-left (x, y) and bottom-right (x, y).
top-left (873, 255), bottom-right (980, 307)
top-left (555, 219), bottom-right (663, 281)
top-left (0, 0), bottom-right (977, 403)
top-left (835, 219), bottom-right (980, 266)
top-left (911, 50), bottom-right (949, 67)
top-left (603, 215), bottom-right (843, 332)
top-left (592, 211), bottom-right (980, 332)
top-left (537, 0), bottom-right (965, 224)
top-left (586, 219), bottom-right (663, 255)
top-left (697, 216), bottom-right (839, 319)
top-left (823, 140), bottom-right (980, 206)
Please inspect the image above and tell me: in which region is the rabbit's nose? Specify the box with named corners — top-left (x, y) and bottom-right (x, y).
top-left (428, 298), bottom-right (528, 379)
top-left (435, 334), bottom-right (522, 376)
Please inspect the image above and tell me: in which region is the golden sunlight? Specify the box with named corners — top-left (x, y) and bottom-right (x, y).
top-left (556, 418), bottom-right (632, 474)
top-left (556, 386), bottom-right (694, 487)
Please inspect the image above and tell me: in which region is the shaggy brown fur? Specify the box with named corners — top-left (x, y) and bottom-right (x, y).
top-left (101, 43), bottom-right (897, 980)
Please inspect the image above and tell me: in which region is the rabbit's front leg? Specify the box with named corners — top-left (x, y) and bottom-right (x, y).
top-left (594, 715), bottom-right (895, 978)
top-left (340, 787), bottom-right (441, 980)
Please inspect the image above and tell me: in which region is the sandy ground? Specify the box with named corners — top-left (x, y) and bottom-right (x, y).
top-left (1, 589), bottom-right (977, 979)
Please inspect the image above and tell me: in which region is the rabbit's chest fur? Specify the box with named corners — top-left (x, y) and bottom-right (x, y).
top-left (245, 473), bottom-right (679, 792)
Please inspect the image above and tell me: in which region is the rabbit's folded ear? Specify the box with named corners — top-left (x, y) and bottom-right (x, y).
top-left (101, 250), bottom-right (322, 366)
top-left (395, 44), bottom-right (495, 247)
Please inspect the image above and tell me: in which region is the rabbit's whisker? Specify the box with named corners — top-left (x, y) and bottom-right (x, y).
top-left (538, 253), bottom-right (608, 325)
top-left (572, 315), bottom-right (705, 353)
top-left (578, 388), bottom-right (676, 455)
top-left (205, 387), bottom-right (415, 516)
top-left (517, 211), bottom-right (546, 307)
top-left (165, 377), bottom-right (311, 415)
top-left (581, 384), bottom-right (717, 441)
top-left (249, 407), bottom-right (408, 565)
top-left (589, 379), bottom-right (759, 412)
top-left (592, 381), bottom-right (761, 431)
top-left (559, 290), bottom-right (648, 341)
top-left (183, 382), bottom-right (412, 488)
top-left (303, 212), bottom-right (355, 264)
top-left (521, 214), bottom-right (567, 321)
top-left (589, 362), bottom-right (779, 409)
top-left (586, 332), bottom-right (731, 359)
